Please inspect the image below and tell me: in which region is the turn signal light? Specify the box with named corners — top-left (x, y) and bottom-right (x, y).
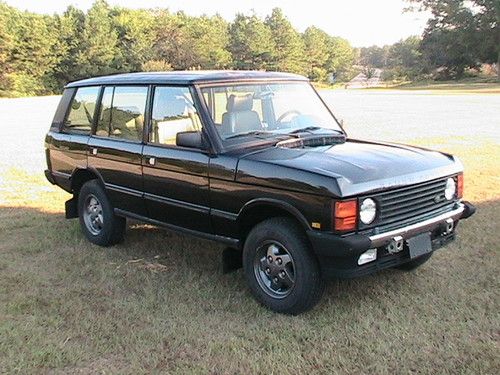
top-left (334, 200), bottom-right (357, 231)
top-left (457, 173), bottom-right (463, 199)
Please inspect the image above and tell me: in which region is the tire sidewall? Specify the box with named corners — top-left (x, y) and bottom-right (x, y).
top-left (78, 180), bottom-right (116, 246)
top-left (243, 218), bottom-right (323, 314)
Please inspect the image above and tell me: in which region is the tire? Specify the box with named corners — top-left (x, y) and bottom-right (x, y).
top-left (395, 252), bottom-right (433, 271)
top-left (242, 217), bottom-right (325, 315)
top-left (78, 179), bottom-right (126, 246)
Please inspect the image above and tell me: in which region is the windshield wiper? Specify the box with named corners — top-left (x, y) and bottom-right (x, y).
top-left (224, 130), bottom-right (275, 140)
top-left (289, 126), bottom-right (344, 135)
top-left (289, 126), bottom-right (322, 134)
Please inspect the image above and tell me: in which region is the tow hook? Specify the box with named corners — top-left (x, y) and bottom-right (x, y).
top-left (386, 235), bottom-right (404, 254)
top-left (442, 218), bottom-right (454, 235)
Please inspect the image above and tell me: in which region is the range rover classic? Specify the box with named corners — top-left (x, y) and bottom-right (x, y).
top-left (45, 71), bottom-right (475, 314)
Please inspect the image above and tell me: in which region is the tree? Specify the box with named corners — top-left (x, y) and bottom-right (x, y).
top-left (51, 6), bottom-right (86, 88)
top-left (184, 14), bottom-right (232, 69)
top-left (0, 4), bottom-right (14, 92)
top-left (302, 26), bottom-right (355, 82)
top-left (229, 13), bottom-right (275, 70)
top-left (302, 27), bottom-right (331, 81)
top-left (359, 45), bottom-right (389, 68)
top-left (3, 6), bottom-right (59, 95)
top-left (152, 10), bottom-right (190, 70)
top-left (77, 0), bottom-right (121, 77)
top-left (327, 36), bottom-right (355, 79)
top-left (407, 0), bottom-right (499, 78)
top-left (387, 36), bottom-right (422, 69)
top-left (265, 8), bottom-right (307, 74)
top-left (113, 8), bottom-right (155, 72)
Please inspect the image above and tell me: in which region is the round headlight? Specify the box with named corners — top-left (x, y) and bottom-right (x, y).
top-left (360, 198), bottom-right (377, 224)
top-left (444, 177), bottom-right (456, 200)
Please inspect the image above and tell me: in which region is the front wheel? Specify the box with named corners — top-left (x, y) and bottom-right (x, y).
top-left (243, 217), bottom-right (325, 314)
top-left (78, 180), bottom-right (126, 246)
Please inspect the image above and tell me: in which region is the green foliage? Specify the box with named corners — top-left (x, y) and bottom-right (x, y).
top-left (113, 8), bottom-right (155, 72)
top-left (229, 13), bottom-right (275, 70)
top-left (141, 60), bottom-right (173, 72)
top-left (152, 11), bottom-right (231, 70)
top-left (359, 45), bottom-right (390, 68)
top-left (407, 0), bottom-right (499, 78)
top-left (265, 8), bottom-right (307, 75)
top-left (76, 0), bottom-right (120, 77)
top-left (302, 27), bottom-right (330, 81)
top-left (0, 1), bottom-right (358, 96)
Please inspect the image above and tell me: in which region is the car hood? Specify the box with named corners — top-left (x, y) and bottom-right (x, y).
top-left (237, 139), bottom-right (463, 197)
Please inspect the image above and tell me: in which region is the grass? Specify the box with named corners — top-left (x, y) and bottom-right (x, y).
top-left (370, 77), bottom-right (500, 94)
top-left (1, 140), bottom-right (499, 373)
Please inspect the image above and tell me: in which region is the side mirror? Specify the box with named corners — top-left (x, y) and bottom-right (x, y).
top-left (176, 131), bottom-right (205, 149)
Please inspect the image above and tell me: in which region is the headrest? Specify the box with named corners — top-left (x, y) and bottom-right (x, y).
top-left (226, 94), bottom-right (253, 112)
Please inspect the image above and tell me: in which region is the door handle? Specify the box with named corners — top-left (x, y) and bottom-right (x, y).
top-left (91, 147), bottom-right (98, 155)
top-left (148, 157), bottom-right (155, 166)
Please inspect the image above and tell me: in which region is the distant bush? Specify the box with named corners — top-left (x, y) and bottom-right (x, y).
top-left (141, 60), bottom-right (173, 72)
top-left (381, 67), bottom-right (420, 82)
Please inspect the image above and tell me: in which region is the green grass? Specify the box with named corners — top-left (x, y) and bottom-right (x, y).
top-left (372, 77), bottom-right (500, 94)
top-left (0, 140), bottom-right (499, 373)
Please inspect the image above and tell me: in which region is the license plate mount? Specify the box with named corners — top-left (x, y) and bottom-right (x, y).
top-left (407, 232), bottom-right (432, 259)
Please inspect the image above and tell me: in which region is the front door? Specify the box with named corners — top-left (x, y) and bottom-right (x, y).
top-left (142, 86), bottom-right (211, 233)
top-left (88, 85), bottom-right (149, 216)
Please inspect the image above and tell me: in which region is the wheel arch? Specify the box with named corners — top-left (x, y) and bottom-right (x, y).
top-left (237, 198), bottom-right (311, 241)
top-left (70, 167), bottom-right (105, 195)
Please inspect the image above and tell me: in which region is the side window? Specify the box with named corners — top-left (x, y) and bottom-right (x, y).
top-left (150, 86), bottom-right (202, 146)
top-left (95, 86), bottom-right (148, 141)
top-left (64, 86), bottom-right (100, 134)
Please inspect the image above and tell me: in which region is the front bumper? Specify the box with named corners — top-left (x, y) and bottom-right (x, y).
top-left (308, 201), bottom-right (476, 278)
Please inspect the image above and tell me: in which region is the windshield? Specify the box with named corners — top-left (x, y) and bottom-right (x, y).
top-left (199, 82), bottom-right (342, 144)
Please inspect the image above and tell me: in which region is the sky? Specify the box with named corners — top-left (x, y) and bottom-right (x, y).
top-left (4, 0), bottom-right (430, 47)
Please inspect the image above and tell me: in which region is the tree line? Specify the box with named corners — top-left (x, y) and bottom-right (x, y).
top-left (360, 0), bottom-right (499, 81)
top-left (0, 0), bottom-right (497, 97)
top-left (0, 0), bottom-right (356, 96)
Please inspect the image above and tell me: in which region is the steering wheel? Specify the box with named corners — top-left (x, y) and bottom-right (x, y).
top-left (276, 110), bottom-right (302, 124)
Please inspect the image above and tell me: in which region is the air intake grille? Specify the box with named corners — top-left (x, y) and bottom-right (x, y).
top-left (361, 177), bottom-right (457, 230)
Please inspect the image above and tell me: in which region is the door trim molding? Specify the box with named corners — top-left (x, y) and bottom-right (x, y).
top-left (114, 208), bottom-right (240, 247)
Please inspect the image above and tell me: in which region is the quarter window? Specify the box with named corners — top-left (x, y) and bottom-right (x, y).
top-left (64, 86), bottom-right (100, 134)
top-left (150, 86), bottom-right (202, 145)
top-left (96, 86), bottom-right (148, 141)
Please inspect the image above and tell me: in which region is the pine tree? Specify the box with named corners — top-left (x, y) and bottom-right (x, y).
top-left (229, 13), bottom-right (275, 70)
top-left (77, 0), bottom-right (120, 77)
top-left (265, 8), bottom-right (307, 75)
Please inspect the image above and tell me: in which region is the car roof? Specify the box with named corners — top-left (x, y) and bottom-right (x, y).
top-left (65, 70), bottom-right (309, 88)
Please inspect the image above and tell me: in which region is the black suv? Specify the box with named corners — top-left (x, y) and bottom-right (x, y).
top-left (45, 71), bottom-right (475, 314)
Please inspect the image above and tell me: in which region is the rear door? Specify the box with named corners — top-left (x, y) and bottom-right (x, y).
top-left (47, 87), bottom-right (100, 188)
top-left (88, 85), bottom-right (149, 216)
top-left (142, 85), bottom-right (211, 233)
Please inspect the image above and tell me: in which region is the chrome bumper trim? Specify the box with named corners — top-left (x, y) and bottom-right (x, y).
top-left (369, 203), bottom-right (465, 247)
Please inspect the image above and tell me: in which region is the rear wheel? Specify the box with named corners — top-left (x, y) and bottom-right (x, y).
top-left (243, 217), bottom-right (325, 314)
top-left (395, 252), bottom-right (433, 271)
top-left (78, 180), bottom-right (125, 246)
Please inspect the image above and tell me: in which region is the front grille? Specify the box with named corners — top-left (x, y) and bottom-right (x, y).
top-left (360, 177), bottom-right (457, 230)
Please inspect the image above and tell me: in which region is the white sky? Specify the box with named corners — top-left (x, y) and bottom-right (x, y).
top-left (4, 0), bottom-right (429, 47)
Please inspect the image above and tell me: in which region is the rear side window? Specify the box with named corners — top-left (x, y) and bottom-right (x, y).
top-left (63, 86), bottom-right (100, 134)
top-left (96, 86), bottom-right (148, 142)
